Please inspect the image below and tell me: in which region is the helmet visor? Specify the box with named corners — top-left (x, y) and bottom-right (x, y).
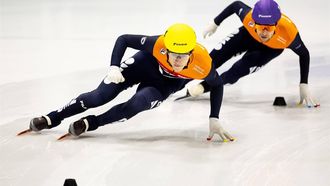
top-left (167, 50), bottom-right (191, 59)
top-left (255, 24), bottom-right (276, 32)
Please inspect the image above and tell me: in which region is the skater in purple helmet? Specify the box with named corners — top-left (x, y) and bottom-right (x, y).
top-left (185, 0), bottom-right (319, 108)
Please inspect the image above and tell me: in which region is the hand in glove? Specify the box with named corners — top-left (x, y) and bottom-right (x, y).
top-left (298, 83), bottom-right (320, 107)
top-left (187, 83), bottom-right (205, 97)
top-left (104, 66), bottom-right (125, 84)
top-left (203, 21), bottom-right (218, 39)
top-left (207, 118), bottom-right (235, 142)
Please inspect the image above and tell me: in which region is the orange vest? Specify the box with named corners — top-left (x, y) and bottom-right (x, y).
top-left (242, 10), bottom-right (298, 49)
top-left (152, 36), bottom-right (212, 79)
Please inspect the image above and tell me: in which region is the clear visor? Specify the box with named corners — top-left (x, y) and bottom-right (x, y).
top-left (167, 50), bottom-right (191, 59)
top-left (255, 24), bottom-right (276, 32)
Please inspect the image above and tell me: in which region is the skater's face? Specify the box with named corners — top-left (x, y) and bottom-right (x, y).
top-left (255, 24), bottom-right (276, 43)
top-left (167, 50), bottom-right (191, 72)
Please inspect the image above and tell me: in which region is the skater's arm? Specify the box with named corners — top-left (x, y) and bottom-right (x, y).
top-left (289, 33), bottom-right (310, 84)
top-left (204, 67), bottom-right (223, 118)
top-left (204, 68), bottom-right (235, 142)
top-left (110, 35), bottom-right (159, 66)
top-left (214, 1), bottom-right (251, 25)
top-left (289, 34), bottom-right (319, 107)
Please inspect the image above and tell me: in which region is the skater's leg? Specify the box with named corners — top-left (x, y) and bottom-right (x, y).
top-left (70, 78), bottom-right (186, 134)
top-left (221, 48), bottom-right (283, 85)
top-left (190, 27), bottom-right (252, 94)
top-left (71, 86), bottom-right (165, 133)
top-left (46, 82), bottom-right (128, 128)
top-left (31, 51), bottom-right (153, 131)
top-left (210, 27), bottom-right (251, 68)
top-left (200, 47), bottom-right (283, 92)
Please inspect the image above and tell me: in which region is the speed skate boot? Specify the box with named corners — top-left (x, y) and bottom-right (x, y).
top-left (29, 116), bottom-right (51, 132)
top-left (68, 118), bottom-right (89, 136)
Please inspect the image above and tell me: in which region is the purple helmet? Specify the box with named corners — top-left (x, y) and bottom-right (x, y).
top-left (252, 0), bottom-right (281, 25)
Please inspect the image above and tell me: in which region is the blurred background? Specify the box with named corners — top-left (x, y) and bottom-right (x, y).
top-left (1, 0), bottom-right (329, 84)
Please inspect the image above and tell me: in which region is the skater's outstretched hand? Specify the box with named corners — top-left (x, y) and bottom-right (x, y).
top-left (207, 118), bottom-right (235, 142)
top-left (298, 83), bottom-right (320, 107)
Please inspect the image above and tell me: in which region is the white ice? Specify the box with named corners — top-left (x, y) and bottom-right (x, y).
top-left (1, 0), bottom-right (330, 186)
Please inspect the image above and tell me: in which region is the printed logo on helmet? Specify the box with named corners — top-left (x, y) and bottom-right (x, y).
top-left (173, 43), bottom-right (187, 46)
top-left (258, 14), bottom-right (272, 18)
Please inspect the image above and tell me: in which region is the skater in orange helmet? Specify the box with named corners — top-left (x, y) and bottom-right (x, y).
top-left (23, 23), bottom-right (234, 142)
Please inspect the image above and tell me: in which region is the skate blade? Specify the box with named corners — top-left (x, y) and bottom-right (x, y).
top-left (17, 129), bottom-right (32, 136)
top-left (174, 95), bottom-right (190, 101)
top-left (174, 92), bottom-right (191, 101)
top-left (57, 133), bottom-right (71, 141)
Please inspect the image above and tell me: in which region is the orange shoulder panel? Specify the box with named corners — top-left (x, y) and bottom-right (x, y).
top-left (242, 10), bottom-right (298, 49)
top-left (152, 36), bottom-right (212, 79)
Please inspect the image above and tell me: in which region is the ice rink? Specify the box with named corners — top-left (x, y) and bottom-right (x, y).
top-left (1, 0), bottom-right (330, 185)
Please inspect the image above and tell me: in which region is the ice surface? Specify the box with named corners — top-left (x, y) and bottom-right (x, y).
top-left (1, 0), bottom-right (330, 186)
